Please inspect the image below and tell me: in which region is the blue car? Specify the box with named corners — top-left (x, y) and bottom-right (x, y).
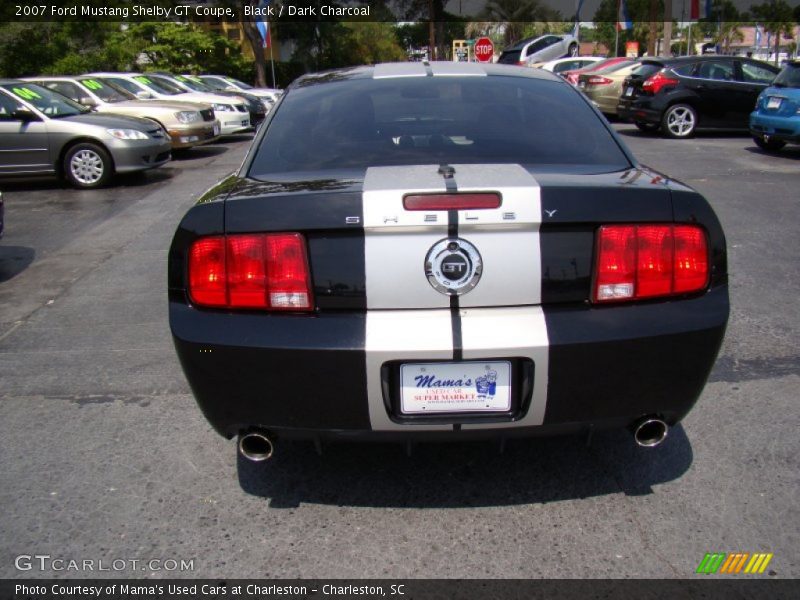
top-left (750, 60), bottom-right (800, 152)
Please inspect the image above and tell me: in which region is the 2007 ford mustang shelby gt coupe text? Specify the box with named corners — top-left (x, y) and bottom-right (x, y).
top-left (169, 63), bottom-right (728, 461)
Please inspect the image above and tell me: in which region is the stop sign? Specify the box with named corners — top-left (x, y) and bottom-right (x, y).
top-left (474, 37), bottom-right (494, 63)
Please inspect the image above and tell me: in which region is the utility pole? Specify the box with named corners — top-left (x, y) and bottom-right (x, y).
top-left (428, 0), bottom-right (435, 60)
top-left (648, 0), bottom-right (659, 56)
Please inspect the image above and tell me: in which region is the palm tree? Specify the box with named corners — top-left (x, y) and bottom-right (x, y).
top-left (481, 0), bottom-right (561, 46)
top-left (752, 0), bottom-right (796, 64)
top-left (716, 22), bottom-right (745, 54)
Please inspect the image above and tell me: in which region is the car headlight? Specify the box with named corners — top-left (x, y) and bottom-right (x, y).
top-left (107, 128), bottom-right (149, 140)
top-left (260, 100), bottom-right (270, 111)
top-left (175, 111), bottom-right (201, 123)
top-left (212, 103), bottom-right (233, 112)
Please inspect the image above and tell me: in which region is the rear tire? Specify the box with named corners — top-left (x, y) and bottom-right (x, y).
top-left (635, 121), bottom-right (660, 133)
top-left (568, 43), bottom-right (578, 57)
top-left (661, 103), bottom-right (697, 139)
top-left (753, 135), bottom-right (786, 152)
top-left (63, 143), bottom-right (113, 189)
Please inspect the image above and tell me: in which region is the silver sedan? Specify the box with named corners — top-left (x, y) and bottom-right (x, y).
top-left (0, 80), bottom-right (171, 188)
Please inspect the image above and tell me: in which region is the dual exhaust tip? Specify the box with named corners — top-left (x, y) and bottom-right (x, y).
top-left (238, 418), bottom-right (668, 460)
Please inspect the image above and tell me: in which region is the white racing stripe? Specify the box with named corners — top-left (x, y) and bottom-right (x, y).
top-left (363, 164), bottom-right (549, 431)
top-left (460, 306), bottom-right (549, 428)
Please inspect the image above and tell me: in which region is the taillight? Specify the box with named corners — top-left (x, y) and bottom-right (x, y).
top-left (593, 224), bottom-right (708, 303)
top-left (188, 233), bottom-right (313, 311)
top-left (403, 193), bottom-right (501, 211)
top-left (642, 71), bottom-right (679, 94)
top-left (587, 76), bottom-right (613, 85)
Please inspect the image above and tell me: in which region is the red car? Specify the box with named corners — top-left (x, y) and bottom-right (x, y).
top-left (563, 57), bottom-right (633, 86)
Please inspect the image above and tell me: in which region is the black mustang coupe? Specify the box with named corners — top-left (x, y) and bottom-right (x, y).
top-left (169, 62), bottom-right (728, 462)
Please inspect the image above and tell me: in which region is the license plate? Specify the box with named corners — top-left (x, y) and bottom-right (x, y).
top-left (766, 97), bottom-right (782, 109)
top-left (213, 123), bottom-right (220, 136)
top-left (625, 86), bottom-right (634, 97)
top-left (579, 81), bottom-right (585, 89)
top-left (400, 361), bottom-right (512, 414)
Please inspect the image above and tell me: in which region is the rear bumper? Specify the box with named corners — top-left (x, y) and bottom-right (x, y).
top-left (750, 112), bottom-right (800, 143)
top-left (617, 101), bottom-right (662, 124)
top-left (170, 285), bottom-right (729, 440)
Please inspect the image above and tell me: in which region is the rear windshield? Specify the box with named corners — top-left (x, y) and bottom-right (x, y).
top-left (497, 51), bottom-right (522, 65)
top-left (248, 76), bottom-right (631, 178)
top-left (774, 64), bottom-right (800, 88)
top-left (630, 63), bottom-right (664, 79)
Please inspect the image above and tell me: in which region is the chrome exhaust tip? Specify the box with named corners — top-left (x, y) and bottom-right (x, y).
top-left (238, 431), bottom-right (274, 462)
top-left (632, 417), bottom-right (668, 448)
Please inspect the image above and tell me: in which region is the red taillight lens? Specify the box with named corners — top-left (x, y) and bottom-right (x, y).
top-left (403, 193), bottom-right (501, 211)
top-left (593, 225), bottom-right (708, 303)
top-left (587, 76), bottom-right (613, 85)
top-left (673, 225), bottom-right (709, 293)
top-left (642, 71), bottom-right (679, 94)
top-left (189, 236), bottom-right (227, 307)
top-left (227, 235), bottom-right (267, 308)
top-left (188, 233), bottom-right (313, 311)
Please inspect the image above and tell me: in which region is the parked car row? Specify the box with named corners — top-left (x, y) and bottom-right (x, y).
top-left (0, 73), bottom-right (283, 189)
top-left (538, 53), bottom-right (797, 152)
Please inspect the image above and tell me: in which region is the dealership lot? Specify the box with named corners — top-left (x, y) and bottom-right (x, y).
top-left (0, 128), bottom-right (797, 578)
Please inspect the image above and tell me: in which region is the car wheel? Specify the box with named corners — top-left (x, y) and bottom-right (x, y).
top-left (63, 143), bottom-right (113, 189)
top-left (661, 104), bottom-right (697, 139)
top-left (635, 121), bottom-right (660, 133)
top-left (568, 43), bottom-right (578, 57)
top-left (753, 135), bottom-right (786, 152)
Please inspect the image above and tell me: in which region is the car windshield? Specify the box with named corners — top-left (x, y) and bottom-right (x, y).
top-left (773, 64), bottom-right (800, 88)
top-left (249, 75), bottom-right (631, 178)
top-left (175, 75), bottom-right (216, 92)
top-left (225, 77), bottom-right (252, 89)
top-left (1, 82), bottom-right (87, 117)
top-left (131, 75), bottom-right (182, 95)
top-left (77, 78), bottom-right (133, 102)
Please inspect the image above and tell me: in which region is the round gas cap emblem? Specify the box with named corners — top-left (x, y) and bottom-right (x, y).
top-left (425, 238), bottom-right (483, 296)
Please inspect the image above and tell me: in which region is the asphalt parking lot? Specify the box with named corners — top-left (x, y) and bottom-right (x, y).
top-left (0, 127), bottom-right (797, 579)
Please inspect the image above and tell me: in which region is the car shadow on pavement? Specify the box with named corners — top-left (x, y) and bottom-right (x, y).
top-left (171, 146), bottom-right (229, 161)
top-left (0, 245), bottom-right (35, 282)
top-left (614, 126), bottom-right (753, 141)
top-left (237, 425), bottom-right (693, 508)
top-left (0, 169), bottom-right (173, 191)
top-left (744, 145), bottom-right (800, 160)
top-left (211, 133), bottom-right (255, 144)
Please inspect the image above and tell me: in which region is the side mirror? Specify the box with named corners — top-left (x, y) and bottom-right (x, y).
top-left (79, 97), bottom-right (98, 108)
top-left (11, 107), bottom-right (38, 122)
top-left (135, 91), bottom-right (152, 100)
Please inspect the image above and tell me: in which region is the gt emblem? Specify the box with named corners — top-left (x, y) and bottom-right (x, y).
top-left (424, 238), bottom-right (483, 296)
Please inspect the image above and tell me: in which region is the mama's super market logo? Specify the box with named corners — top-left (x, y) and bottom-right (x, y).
top-left (696, 552), bottom-right (774, 575)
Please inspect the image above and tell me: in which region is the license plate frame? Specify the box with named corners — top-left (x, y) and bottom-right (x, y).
top-left (399, 361), bottom-right (512, 415)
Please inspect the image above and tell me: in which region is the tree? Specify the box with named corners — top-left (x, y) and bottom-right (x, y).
top-left (0, 22), bottom-right (136, 77)
top-left (716, 22), bottom-right (745, 54)
top-left (752, 0), bottom-right (796, 64)
top-left (122, 22), bottom-right (250, 76)
top-left (593, 0), bottom-right (657, 57)
top-left (481, 0), bottom-right (561, 47)
top-left (337, 22), bottom-right (407, 65)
